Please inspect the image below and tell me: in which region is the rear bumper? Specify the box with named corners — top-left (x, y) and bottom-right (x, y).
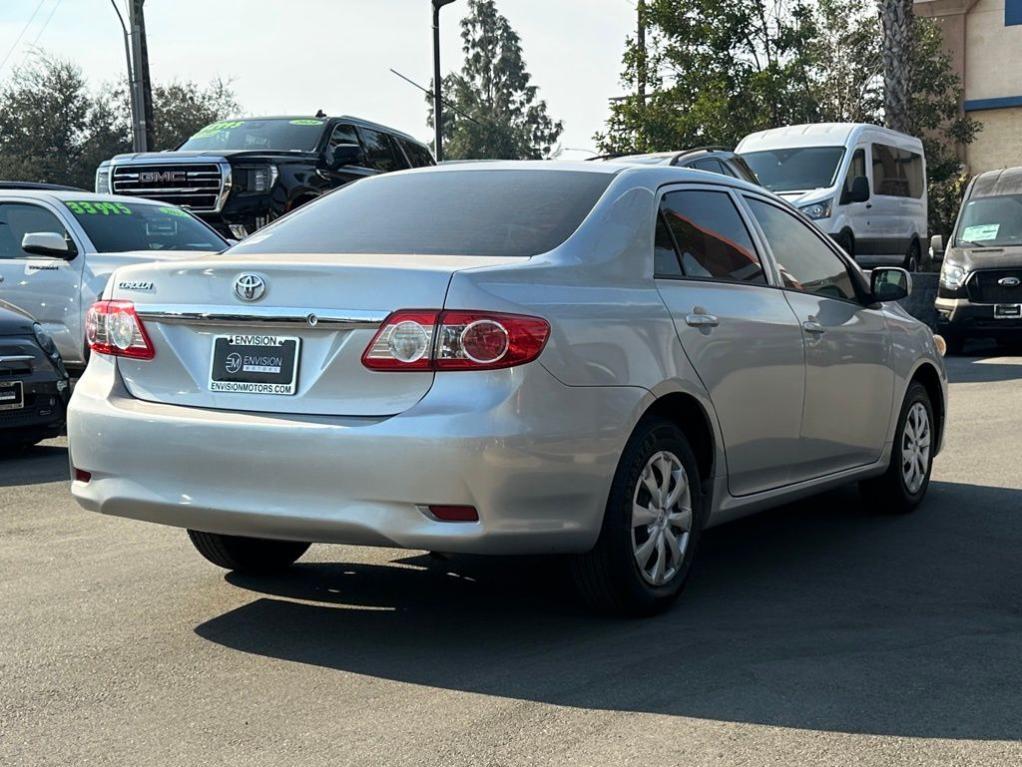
top-left (68, 356), bottom-right (645, 554)
top-left (935, 298), bottom-right (1022, 337)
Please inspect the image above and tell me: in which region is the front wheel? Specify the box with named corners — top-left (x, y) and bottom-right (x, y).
top-left (187, 530), bottom-right (310, 573)
top-left (904, 240), bottom-right (922, 272)
top-left (571, 418), bottom-right (705, 615)
top-left (860, 382), bottom-right (935, 514)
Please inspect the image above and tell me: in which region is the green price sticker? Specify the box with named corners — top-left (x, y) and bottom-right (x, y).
top-left (66, 201), bottom-right (132, 216)
top-left (289, 119), bottom-right (325, 126)
top-left (191, 120), bottom-right (245, 139)
top-left (158, 206), bottom-right (191, 219)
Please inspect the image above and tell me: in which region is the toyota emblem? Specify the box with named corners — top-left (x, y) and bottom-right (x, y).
top-left (998, 276), bottom-right (1021, 288)
top-left (234, 273), bottom-right (266, 302)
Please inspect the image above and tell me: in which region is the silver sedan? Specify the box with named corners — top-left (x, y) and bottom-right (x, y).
top-left (68, 162), bottom-right (947, 614)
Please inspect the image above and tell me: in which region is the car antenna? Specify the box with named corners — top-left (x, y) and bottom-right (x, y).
top-left (315, 109), bottom-right (327, 118)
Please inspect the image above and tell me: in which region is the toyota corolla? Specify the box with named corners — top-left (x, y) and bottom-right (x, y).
top-left (68, 162), bottom-right (947, 614)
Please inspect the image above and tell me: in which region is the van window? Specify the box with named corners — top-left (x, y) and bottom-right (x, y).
top-left (739, 147), bottom-right (845, 193)
top-left (842, 148), bottom-right (868, 201)
top-left (872, 144), bottom-right (924, 198)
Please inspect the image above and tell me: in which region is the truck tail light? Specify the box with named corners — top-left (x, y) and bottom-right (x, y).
top-left (86, 301), bottom-right (155, 360)
top-left (362, 310), bottom-right (549, 372)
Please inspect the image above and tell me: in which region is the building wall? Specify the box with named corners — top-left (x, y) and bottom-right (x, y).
top-left (966, 106), bottom-right (1022, 171)
top-left (964, 0), bottom-right (1022, 101)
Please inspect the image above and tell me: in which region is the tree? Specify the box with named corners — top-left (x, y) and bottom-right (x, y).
top-left (428, 0), bottom-right (563, 159)
top-left (0, 53), bottom-right (241, 189)
top-left (881, 0), bottom-right (914, 133)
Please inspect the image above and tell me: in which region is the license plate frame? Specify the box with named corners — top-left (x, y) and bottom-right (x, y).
top-left (994, 304), bottom-right (1022, 319)
top-left (0, 380), bottom-right (24, 411)
top-left (208, 334), bottom-right (301, 396)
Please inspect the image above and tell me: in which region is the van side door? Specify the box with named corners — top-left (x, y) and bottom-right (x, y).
top-left (653, 185), bottom-right (806, 496)
top-left (0, 201), bottom-right (86, 364)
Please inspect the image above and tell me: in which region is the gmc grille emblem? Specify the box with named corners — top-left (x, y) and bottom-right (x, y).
top-left (139, 170), bottom-right (187, 184)
top-left (998, 277), bottom-right (1021, 288)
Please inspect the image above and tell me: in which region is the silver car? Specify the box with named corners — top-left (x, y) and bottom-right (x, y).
top-left (68, 162), bottom-right (947, 614)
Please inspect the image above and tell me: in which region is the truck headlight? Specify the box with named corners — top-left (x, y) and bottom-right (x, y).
top-left (940, 261), bottom-right (967, 291)
top-left (799, 198), bottom-right (833, 220)
top-left (245, 165), bottom-right (278, 193)
top-left (95, 167), bottom-right (111, 194)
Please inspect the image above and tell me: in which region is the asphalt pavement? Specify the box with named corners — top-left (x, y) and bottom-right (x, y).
top-left (3, 347), bottom-right (1022, 766)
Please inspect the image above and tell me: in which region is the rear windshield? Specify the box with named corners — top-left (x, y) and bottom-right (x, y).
top-left (229, 170), bottom-right (615, 257)
top-left (956, 194), bottom-right (1022, 248)
top-left (739, 147), bottom-right (845, 192)
top-left (63, 200), bottom-right (227, 253)
top-left (178, 119), bottom-right (326, 152)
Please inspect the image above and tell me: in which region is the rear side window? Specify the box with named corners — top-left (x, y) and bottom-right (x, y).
top-left (359, 128), bottom-right (408, 172)
top-left (658, 190), bottom-right (765, 284)
top-left (746, 197), bottom-right (857, 301)
top-left (872, 144), bottom-right (924, 198)
top-left (229, 170), bottom-right (613, 257)
top-left (397, 137), bottom-right (435, 168)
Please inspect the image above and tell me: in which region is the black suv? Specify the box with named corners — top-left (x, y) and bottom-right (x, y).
top-left (593, 148), bottom-right (760, 185)
top-left (95, 115), bottom-right (435, 238)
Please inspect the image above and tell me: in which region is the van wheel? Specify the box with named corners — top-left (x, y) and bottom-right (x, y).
top-left (860, 382), bottom-right (934, 514)
top-left (835, 230), bottom-right (854, 257)
top-left (571, 418), bottom-right (705, 616)
top-left (903, 240), bottom-right (921, 272)
top-left (187, 530), bottom-right (310, 573)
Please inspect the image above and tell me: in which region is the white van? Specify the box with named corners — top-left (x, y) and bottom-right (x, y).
top-left (736, 123), bottom-right (928, 270)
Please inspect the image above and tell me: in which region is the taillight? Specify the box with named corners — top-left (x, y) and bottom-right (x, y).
top-left (85, 301), bottom-right (155, 360)
top-left (362, 310), bottom-right (549, 372)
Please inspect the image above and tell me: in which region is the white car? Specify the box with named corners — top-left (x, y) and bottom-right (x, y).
top-left (737, 123), bottom-right (928, 271)
top-left (0, 186), bottom-right (228, 372)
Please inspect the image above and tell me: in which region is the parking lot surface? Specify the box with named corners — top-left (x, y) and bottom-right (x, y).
top-left (3, 350), bottom-right (1022, 766)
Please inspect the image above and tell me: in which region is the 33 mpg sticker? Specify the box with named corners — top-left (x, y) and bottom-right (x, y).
top-left (209, 334), bottom-right (300, 395)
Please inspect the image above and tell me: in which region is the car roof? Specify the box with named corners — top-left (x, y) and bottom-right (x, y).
top-left (606, 148), bottom-right (737, 166)
top-left (970, 167), bottom-right (1022, 198)
top-left (213, 114), bottom-right (428, 147)
top-left (0, 181), bottom-right (86, 192)
top-left (737, 122), bottom-right (923, 152)
top-left (0, 189), bottom-right (184, 206)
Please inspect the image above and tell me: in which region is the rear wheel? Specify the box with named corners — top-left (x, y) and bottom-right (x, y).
top-left (834, 230), bottom-right (854, 258)
top-left (903, 239), bottom-right (921, 272)
top-left (187, 530), bottom-right (310, 573)
top-left (860, 382), bottom-right (934, 514)
top-left (571, 417), bottom-right (705, 615)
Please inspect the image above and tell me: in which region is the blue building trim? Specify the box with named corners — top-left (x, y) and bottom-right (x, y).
top-left (964, 95), bottom-right (1022, 112)
top-left (1007, 0), bottom-right (1022, 26)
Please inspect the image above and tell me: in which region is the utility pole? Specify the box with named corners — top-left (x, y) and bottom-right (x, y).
top-left (127, 0), bottom-right (154, 152)
top-left (637, 0), bottom-right (647, 110)
top-left (109, 1), bottom-right (141, 153)
top-left (432, 0), bottom-right (457, 162)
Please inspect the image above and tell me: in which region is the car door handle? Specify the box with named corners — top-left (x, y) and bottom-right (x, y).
top-left (802, 319), bottom-right (826, 335)
top-left (685, 312), bottom-right (720, 328)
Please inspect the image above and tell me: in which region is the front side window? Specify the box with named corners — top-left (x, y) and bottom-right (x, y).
top-left (842, 148), bottom-right (868, 201)
top-left (746, 197), bottom-right (857, 301)
top-left (739, 147), bottom-right (846, 193)
top-left (955, 194), bottom-right (1022, 247)
top-left (0, 203), bottom-right (71, 259)
top-left (177, 118), bottom-right (327, 152)
top-left (359, 128), bottom-right (408, 173)
top-left (659, 190), bottom-right (765, 284)
top-left (62, 200), bottom-right (226, 253)
top-left (329, 123), bottom-right (361, 149)
top-left (228, 170), bottom-right (613, 258)
top-left (872, 144), bottom-right (924, 198)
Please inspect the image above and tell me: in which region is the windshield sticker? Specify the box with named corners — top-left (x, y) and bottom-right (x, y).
top-left (289, 119), bottom-right (325, 126)
top-left (158, 206), bottom-right (190, 219)
top-left (65, 201), bottom-right (131, 216)
top-left (190, 120), bottom-right (245, 139)
top-left (961, 224), bottom-right (1000, 242)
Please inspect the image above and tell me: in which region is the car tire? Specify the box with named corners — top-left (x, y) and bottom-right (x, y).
top-left (187, 530), bottom-right (310, 573)
top-left (835, 230), bottom-right (854, 258)
top-left (903, 239), bottom-right (921, 272)
top-left (860, 382), bottom-right (935, 514)
top-left (571, 417), bottom-right (705, 616)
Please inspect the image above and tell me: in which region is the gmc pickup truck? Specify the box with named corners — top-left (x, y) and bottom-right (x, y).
top-left (95, 115), bottom-right (436, 238)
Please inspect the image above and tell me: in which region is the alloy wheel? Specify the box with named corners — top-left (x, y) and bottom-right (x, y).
top-left (901, 402), bottom-right (931, 494)
top-left (631, 451), bottom-right (693, 586)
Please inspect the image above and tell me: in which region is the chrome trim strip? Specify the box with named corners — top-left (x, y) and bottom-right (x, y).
top-left (0, 355), bottom-right (34, 364)
top-left (135, 305), bottom-right (387, 329)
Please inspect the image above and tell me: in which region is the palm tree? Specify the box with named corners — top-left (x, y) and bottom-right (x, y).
top-left (881, 0), bottom-right (915, 133)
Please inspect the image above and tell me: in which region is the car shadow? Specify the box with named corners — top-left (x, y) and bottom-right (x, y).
top-left (0, 442), bottom-right (69, 487)
top-left (195, 480), bottom-right (1022, 741)
top-left (945, 349), bottom-right (1022, 383)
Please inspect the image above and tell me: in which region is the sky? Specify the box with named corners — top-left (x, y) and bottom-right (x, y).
top-left (0, 0), bottom-right (636, 158)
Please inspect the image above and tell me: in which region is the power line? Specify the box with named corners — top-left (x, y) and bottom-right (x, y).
top-left (0, 0), bottom-right (48, 75)
top-left (31, 0), bottom-right (64, 47)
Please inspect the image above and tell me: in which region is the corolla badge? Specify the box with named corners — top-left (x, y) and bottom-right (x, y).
top-left (998, 276), bottom-right (1020, 287)
top-left (234, 273), bottom-right (266, 302)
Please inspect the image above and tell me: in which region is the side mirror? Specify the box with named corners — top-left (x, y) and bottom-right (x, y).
top-left (871, 266), bottom-right (912, 303)
top-left (844, 176), bottom-right (870, 204)
top-left (326, 142), bottom-right (365, 169)
top-left (22, 232), bottom-right (72, 258)
top-left (929, 234), bottom-right (945, 263)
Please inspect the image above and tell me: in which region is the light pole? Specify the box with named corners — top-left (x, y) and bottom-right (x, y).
top-left (109, 0), bottom-right (141, 152)
top-left (432, 0), bottom-right (457, 162)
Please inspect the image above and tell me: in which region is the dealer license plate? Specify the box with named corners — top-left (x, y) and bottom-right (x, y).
top-left (0, 380), bottom-right (24, 411)
top-left (209, 334), bottom-right (300, 396)
top-left (994, 304), bottom-right (1022, 319)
